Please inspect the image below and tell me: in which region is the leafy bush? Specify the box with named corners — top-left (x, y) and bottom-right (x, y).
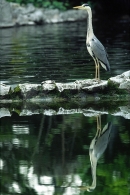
top-left (7, 0), bottom-right (69, 10)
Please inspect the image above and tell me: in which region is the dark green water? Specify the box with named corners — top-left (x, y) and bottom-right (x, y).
top-left (0, 113), bottom-right (130, 195)
top-left (0, 14), bottom-right (130, 195)
top-left (0, 16), bottom-right (130, 85)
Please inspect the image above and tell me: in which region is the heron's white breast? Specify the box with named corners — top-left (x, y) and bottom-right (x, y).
top-left (86, 41), bottom-right (93, 57)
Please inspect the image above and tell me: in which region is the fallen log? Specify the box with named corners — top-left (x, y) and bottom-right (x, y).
top-left (0, 104), bottom-right (130, 119)
top-left (0, 71), bottom-right (130, 101)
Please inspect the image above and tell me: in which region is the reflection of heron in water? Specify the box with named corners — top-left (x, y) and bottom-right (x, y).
top-left (81, 115), bottom-right (112, 192)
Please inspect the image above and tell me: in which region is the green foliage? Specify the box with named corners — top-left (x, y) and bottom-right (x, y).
top-left (9, 85), bottom-right (22, 99)
top-left (7, 0), bottom-right (69, 10)
top-left (42, 0), bottom-right (69, 10)
top-left (107, 80), bottom-right (127, 96)
top-left (14, 85), bottom-right (21, 93)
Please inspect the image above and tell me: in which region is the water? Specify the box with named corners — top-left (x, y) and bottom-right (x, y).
top-left (0, 15), bottom-right (130, 85)
top-left (0, 14), bottom-right (130, 195)
top-left (0, 113), bottom-right (130, 195)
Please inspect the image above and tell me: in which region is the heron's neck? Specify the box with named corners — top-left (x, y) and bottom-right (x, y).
top-left (87, 8), bottom-right (94, 40)
top-left (90, 160), bottom-right (97, 190)
top-left (88, 149), bottom-right (97, 191)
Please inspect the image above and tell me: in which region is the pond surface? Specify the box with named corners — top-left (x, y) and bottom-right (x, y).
top-left (0, 113), bottom-right (130, 195)
top-left (0, 13), bottom-right (130, 195)
top-left (0, 15), bottom-right (130, 85)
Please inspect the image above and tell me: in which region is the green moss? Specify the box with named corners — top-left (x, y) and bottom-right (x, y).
top-left (107, 79), bottom-right (119, 89)
top-left (14, 86), bottom-right (21, 93)
top-left (9, 85), bottom-right (22, 99)
top-left (107, 80), bottom-right (127, 95)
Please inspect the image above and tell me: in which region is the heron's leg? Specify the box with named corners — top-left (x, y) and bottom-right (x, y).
top-left (99, 114), bottom-right (101, 132)
top-left (94, 58), bottom-right (98, 79)
top-left (96, 116), bottom-right (100, 138)
top-left (97, 61), bottom-right (100, 81)
top-left (97, 114), bottom-right (101, 135)
top-left (97, 116), bottom-right (99, 131)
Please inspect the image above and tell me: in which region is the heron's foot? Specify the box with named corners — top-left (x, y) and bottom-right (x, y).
top-left (93, 78), bottom-right (101, 83)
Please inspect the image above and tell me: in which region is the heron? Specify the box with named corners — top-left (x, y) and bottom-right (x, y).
top-left (73, 4), bottom-right (110, 80)
top-left (79, 115), bottom-right (112, 192)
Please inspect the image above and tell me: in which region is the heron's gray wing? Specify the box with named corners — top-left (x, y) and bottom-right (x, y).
top-left (94, 122), bottom-right (112, 159)
top-left (90, 36), bottom-right (110, 70)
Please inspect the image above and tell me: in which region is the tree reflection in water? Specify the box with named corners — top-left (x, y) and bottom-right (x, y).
top-left (0, 112), bottom-right (129, 195)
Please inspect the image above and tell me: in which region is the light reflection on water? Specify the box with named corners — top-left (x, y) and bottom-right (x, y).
top-left (0, 16), bottom-right (130, 85)
top-left (0, 113), bottom-right (130, 195)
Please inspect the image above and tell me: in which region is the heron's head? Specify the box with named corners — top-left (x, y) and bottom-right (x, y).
top-left (87, 187), bottom-right (95, 192)
top-left (79, 186), bottom-right (95, 192)
top-left (73, 4), bottom-right (90, 10)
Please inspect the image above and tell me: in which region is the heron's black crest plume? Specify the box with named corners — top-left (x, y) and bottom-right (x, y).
top-left (82, 4), bottom-right (89, 7)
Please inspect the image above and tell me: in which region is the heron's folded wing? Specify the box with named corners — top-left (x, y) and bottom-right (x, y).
top-left (90, 37), bottom-right (109, 65)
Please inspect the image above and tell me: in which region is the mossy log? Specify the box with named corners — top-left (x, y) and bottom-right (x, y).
top-left (0, 71), bottom-right (130, 101)
top-left (0, 102), bottom-right (130, 119)
top-left (0, 71), bottom-right (130, 119)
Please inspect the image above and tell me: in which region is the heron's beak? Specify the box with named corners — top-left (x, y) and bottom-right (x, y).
top-left (73, 6), bottom-right (84, 9)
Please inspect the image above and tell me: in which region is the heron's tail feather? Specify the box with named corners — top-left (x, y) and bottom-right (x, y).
top-left (100, 61), bottom-right (110, 71)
